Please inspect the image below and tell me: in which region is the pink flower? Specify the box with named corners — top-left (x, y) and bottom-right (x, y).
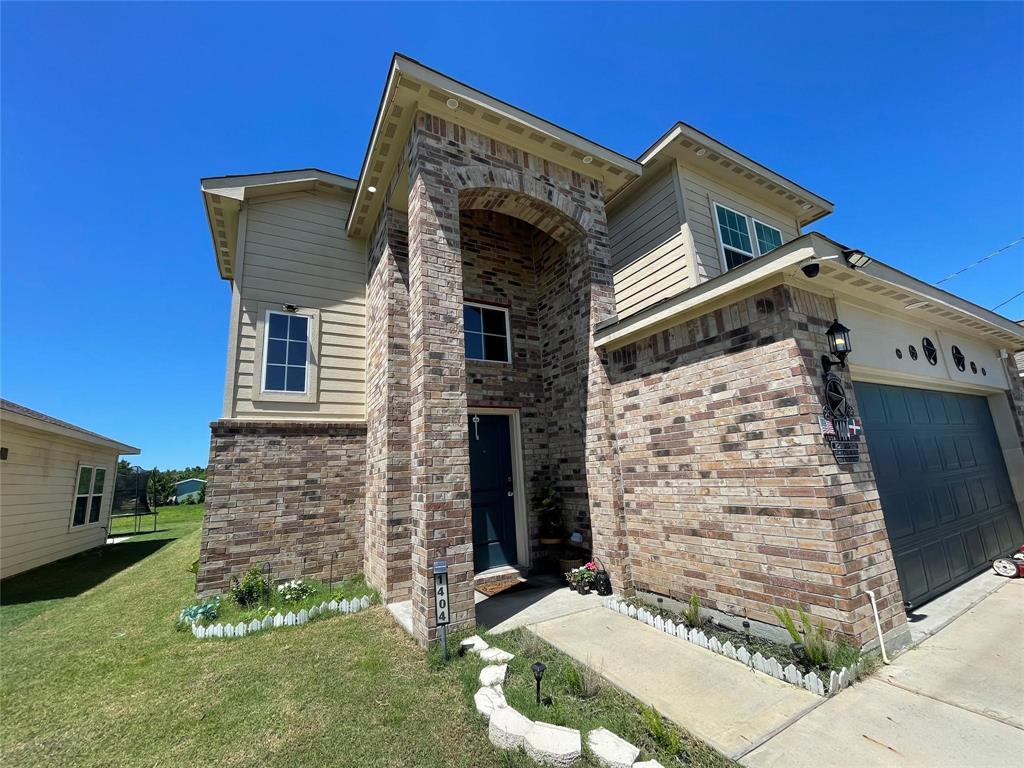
top-left (585, 561), bottom-right (597, 571)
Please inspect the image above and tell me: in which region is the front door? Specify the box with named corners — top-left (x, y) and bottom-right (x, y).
top-left (469, 414), bottom-right (518, 572)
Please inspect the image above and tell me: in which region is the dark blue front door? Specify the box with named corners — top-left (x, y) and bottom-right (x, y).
top-left (469, 414), bottom-right (517, 572)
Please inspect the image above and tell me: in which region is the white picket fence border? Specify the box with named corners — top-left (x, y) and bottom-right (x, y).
top-left (191, 595), bottom-right (372, 640)
top-left (603, 597), bottom-right (855, 697)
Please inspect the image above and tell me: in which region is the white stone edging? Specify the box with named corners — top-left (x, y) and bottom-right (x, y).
top-left (191, 595), bottom-right (371, 639)
top-left (464, 636), bottom-right (661, 767)
top-left (603, 597), bottom-right (854, 697)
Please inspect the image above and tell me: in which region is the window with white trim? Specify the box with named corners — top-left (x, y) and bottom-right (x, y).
top-left (714, 202), bottom-right (785, 271)
top-left (263, 311), bottom-right (310, 393)
top-left (464, 303), bottom-right (511, 363)
top-left (754, 220), bottom-right (783, 256)
top-left (71, 465), bottom-right (107, 527)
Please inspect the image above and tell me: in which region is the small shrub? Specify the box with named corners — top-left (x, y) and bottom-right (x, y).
top-left (642, 705), bottom-right (680, 756)
top-left (177, 597), bottom-right (220, 629)
top-left (277, 579), bottom-right (316, 603)
top-left (773, 604), bottom-right (831, 668)
top-left (680, 593), bottom-right (701, 627)
top-left (563, 659), bottom-right (602, 699)
top-left (230, 567), bottom-right (270, 608)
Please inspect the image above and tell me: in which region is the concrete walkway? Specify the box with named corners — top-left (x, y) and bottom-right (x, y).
top-left (530, 606), bottom-right (820, 759)
top-left (475, 581), bottom-right (604, 634)
top-left (744, 579), bottom-right (1024, 767)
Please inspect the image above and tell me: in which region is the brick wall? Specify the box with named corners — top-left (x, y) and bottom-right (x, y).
top-left (197, 420), bottom-right (366, 596)
top-left (604, 284), bottom-right (908, 645)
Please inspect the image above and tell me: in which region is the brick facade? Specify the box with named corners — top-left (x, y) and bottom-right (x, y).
top-left (602, 284), bottom-right (909, 645)
top-left (197, 420), bottom-right (366, 596)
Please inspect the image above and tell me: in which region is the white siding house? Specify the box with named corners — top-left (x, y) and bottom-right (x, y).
top-left (0, 400), bottom-right (139, 578)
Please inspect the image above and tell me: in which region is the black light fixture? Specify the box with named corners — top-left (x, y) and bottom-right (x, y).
top-left (531, 661), bottom-right (547, 705)
top-left (282, 303), bottom-right (298, 313)
top-left (821, 318), bottom-right (853, 375)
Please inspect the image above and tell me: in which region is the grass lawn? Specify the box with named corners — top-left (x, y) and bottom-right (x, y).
top-left (2, 502), bottom-right (733, 767)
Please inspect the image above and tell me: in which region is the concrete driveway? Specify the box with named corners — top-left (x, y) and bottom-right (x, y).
top-left (744, 579), bottom-right (1024, 768)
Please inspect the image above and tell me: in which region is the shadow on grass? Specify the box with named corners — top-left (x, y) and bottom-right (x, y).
top-left (1, 538), bottom-right (175, 607)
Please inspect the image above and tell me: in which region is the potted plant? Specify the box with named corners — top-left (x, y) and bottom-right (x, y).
top-left (564, 568), bottom-right (581, 591)
top-left (535, 486), bottom-right (564, 546)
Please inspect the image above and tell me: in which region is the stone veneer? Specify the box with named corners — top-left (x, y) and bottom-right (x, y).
top-left (197, 420), bottom-right (366, 596)
top-left (603, 284), bottom-right (909, 646)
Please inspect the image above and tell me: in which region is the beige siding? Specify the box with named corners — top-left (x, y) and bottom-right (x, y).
top-left (609, 167), bottom-right (692, 318)
top-left (678, 159), bottom-right (800, 283)
top-left (0, 422), bottom-right (119, 578)
top-left (229, 190), bottom-right (367, 421)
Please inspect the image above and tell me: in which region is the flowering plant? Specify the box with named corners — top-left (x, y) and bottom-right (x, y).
top-left (277, 579), bottom-right (316, 603)
top-left (573, 565), bottom-right (597, 585)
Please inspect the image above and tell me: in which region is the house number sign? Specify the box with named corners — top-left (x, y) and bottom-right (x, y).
top-left (818, 372), bottom-right (863, 465)
top-left (433, 559), bottom-right (451, 662)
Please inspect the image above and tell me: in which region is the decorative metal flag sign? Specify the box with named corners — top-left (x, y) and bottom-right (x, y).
top-left (818, 372), bottom-right (862, 465)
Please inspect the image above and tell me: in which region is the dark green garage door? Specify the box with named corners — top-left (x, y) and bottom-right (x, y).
top-left (858, 382), bottom-right (1023, 608)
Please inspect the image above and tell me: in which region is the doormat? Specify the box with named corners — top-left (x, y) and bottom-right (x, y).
top-left (475, 575), bottom-right (527, 597)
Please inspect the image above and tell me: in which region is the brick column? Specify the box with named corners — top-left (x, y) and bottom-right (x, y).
top-left (364, 208), bottom-right (412, 602)
top-left (578, 209), bottom-right (633, 594)
top-left (405, 117), bottom-right (474, 646)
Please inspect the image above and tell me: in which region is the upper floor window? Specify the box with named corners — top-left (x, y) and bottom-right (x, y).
top-left (754, 220), bottom-right (783, 256)
top-left (464, 302), bottom-right (511, 363)
top-left (263, 311), bottom-right (309, 393)
top-left (71, 465), bottom-right (106, 527)
top-left (715, 202), bottom-right (784, 271)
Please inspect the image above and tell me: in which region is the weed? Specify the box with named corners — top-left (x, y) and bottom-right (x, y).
top-left (680, 592), bottom-right (702, 627)
top-left (642, 705), bottom-right (680, 756)
top-left (563, 659), bottom-right (602, 699)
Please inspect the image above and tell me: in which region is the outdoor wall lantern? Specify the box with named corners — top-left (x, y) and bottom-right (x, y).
top-left (532, 661), bottom-right (547, 705)
top-left (821, 318), bottom-right (853, 376)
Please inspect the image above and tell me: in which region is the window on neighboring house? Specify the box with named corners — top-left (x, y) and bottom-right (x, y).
top-left (263, 311), bottom-right (310, 393)
top-left (715, 202), bottom-right (786, 270)
top-left (72, 465), bottom-right (107, 527)
top-left (754, 220), bottom-right (783, 256)
top-left (464, 302), bottom-right (511, 363)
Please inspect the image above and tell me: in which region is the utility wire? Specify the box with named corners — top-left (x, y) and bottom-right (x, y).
top-left (991, 288), bottom-right (1024, 312)
top-left (934, 235), bottom-right (1024, 285)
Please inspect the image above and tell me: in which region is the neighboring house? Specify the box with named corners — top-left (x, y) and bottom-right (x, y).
top-left (172, 478), bottom-right (206, 504)
top-left (0, 399), bottom-right (140, 578)
top-left (197, 54), bottom-right (1024, 649)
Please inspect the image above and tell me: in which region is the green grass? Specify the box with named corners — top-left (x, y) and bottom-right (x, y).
top-left (3, 502), bottom-right (732, 767)
top-left (439, 628), bottom-right (735, 768)
top-left (108, 502), bottom-right (204, 539)
top-left (1, 525), bottom-right (503, 768)
top-left (1, 504), bottom-right (204, 633)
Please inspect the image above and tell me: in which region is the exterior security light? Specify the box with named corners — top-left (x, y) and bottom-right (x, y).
top-left (282, 304), bottom-right (298, 313)
top-left (582, 155), bottom-right (593, 165)
top-left (843, 249), bottom-right (872, 269)
top-left (695, 147), bottom-right (708, 157)
top-left (821, 319), bottom-right (852, 375)
top-left (905, 300), bottom-right (928, 310)
top-left (446, 98), bottom-right (459, 110)
top-left (367, 186), bottom-right (377, 194)
top-left (531, 661), bottom-right (546, 705)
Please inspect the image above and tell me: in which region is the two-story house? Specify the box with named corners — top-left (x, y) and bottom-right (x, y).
top-left (197, 54), bottom-right (1024, 649)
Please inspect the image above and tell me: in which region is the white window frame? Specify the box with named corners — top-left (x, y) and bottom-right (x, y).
top-left (69, 464), bottom-right (108, 529)
top-left (752, 218), bottom-right (784, 257)
top-left (714, 201), bottom-right (787, 272)
top-left (714, 201), bottom-right (756, 272)
top-left (464, 301), bottom-right (512, 365)
top-left (251, 305), bottom-right (320, 404)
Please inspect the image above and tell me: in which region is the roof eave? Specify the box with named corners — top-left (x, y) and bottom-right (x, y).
top-left (0, 409), bottom-right (141, 455)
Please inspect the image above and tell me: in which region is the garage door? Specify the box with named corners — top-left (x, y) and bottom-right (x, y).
top-left (858, 382), bottom-right (1023, 608)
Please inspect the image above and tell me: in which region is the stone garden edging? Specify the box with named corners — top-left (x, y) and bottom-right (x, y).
top-left (190, 596), bottom-right (371, 639)
top-left (602, 597), bottom-right (854, 697)
top-left (463, 635), bottom-right (664, 768)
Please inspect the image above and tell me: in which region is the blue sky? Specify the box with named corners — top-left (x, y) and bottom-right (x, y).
top-left (2, 2), bottom-right (1022, 468)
